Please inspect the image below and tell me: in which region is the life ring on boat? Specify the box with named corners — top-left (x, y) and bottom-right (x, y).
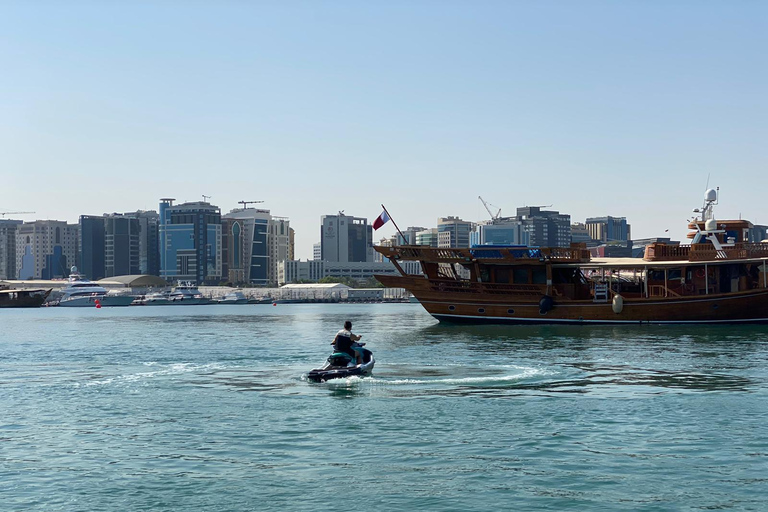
top-left (539, 295), bottom-right (554, 315)
top-left (695, 268), bottom-right (706, 279)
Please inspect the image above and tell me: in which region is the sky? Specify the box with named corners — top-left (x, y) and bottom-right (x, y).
top-left (2, 1), bottom-right (766, 258)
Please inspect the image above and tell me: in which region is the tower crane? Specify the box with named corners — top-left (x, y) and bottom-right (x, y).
top-left (238, 200), bottom-right (264, 209)
top-left (478, 196), bottom-right (501, 221)
top-left (202, 194), bottom-right (211, 202)
top-left (0, 211), bottom-right (35, 218)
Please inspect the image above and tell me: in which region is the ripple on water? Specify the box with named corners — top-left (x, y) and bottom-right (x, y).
top-left (1, 305), bottom-right (767, 511)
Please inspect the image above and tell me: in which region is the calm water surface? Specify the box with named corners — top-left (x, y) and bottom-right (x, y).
top-left (1, 303), bottom-right (767, 511)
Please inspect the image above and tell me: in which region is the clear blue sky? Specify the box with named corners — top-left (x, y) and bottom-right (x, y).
top-left (2, 1), bottom-right (766, 258)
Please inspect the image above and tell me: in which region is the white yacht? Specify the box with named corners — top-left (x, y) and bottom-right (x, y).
top-left (217, 290), bottom-right (249, 304)
top-left (142, 282), bottom-right (211, 305)
top-left (57, 267), bottom-right (135, 307)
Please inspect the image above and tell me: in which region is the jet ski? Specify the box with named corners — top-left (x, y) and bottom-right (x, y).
top-left (307, 343), bottom-right (375, 383)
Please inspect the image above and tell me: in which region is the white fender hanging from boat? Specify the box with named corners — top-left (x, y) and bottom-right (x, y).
top-left (612, 294), bottom-right (624, 314)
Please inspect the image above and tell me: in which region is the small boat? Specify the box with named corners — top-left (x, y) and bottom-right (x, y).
top-left (307, 345), bottom-right (375, 382)
top-left (57, 267), bottom-right (135, 307)
top-left (0, 287), bottom-right (51, 308)
top-left (217, 290), bottom-right (249, 304)
top-left (142, 282), bottom-right (211, 305)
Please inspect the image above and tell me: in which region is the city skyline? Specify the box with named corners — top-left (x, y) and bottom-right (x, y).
top-left (3, 2), bottom-right (766, 259)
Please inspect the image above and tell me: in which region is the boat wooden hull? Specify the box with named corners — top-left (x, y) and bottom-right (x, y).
top-left (376, 274), bottom-right (768, 324)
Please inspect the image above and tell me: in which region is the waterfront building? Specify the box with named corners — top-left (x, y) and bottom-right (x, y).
top-left (514, 207), bottom-right (571, 248)
top-left (159, 199), bottom-right (222, 285)
top-left (0, 219), bottom-right (23, 280)
top-left (80, 212), bottom-right (157, 280)
top-left (287, 226), bottom-right (295, 261)
top-left (15, 220), bottom-right (79, 279)
top-left (222, 207), bottom-right (291, 286)
top-left (79, 215), bottom-right (107, 280)
top-left (586, 216), bottom-right (631, 243)
top-left (279, 259), bottom-right (326, 284)
top-left (437, 217), bottom-right (474, 248)
top-left (221, 207), bottom-right (268, 286)
top-left (471, 219), bottom-right (527, 246)
top-left (570, 222), bottom-right (594, 245)
top-left (127, 210), bottom-right (160, 276)
top-left (269, 217), bottom-right (292, 286)
top-left (320, 213), bottom-right (373, 263)
top-left (374, 236), bottom-right (395, 263)
top-left (399, 226), bottom-right (427, 245)
top-left (415, 228), bottom-right (439, 247)
top-left (278, 259), bottom-right (422, 285)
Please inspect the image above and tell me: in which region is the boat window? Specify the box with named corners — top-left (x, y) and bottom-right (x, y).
top-left (480, 268), bottom-right (490, 282)
top-left (513, 268), bottom-right (528, 284)
top-left (532, 268), bottom-right (546, 284)
top-left (448, 305), bottom-right (456, 311)
top-left (495, 268), bottom-right (510, 284)
top-left (478, 308), bottom-right (485, 314)
top-left (507, 309), bottom-right (515, 314)
top-left (668, 269), bottom-right (682, 280)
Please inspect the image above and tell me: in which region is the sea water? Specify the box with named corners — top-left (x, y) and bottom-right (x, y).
top-left (1, 303), bottom-right (766, 511)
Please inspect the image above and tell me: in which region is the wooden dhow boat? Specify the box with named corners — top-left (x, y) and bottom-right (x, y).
top-left (0, 286), bottom-right (51, 308)
top-left (375, 190), bottom-right (768, 324)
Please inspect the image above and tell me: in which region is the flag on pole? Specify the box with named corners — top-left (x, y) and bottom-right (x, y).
top-left (372, 210), bottom-right (390, 230)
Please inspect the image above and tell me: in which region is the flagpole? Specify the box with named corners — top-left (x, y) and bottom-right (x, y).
top-left (381, 204), bottom-right (408, 244)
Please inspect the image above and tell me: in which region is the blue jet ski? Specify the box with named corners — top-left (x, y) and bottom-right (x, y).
top-left (307, 343), bottom-right (375, 382)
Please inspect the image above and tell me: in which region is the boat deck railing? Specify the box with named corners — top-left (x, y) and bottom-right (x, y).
top-left (644, 242), bottom-right (768, 262)
top-left (377, 244), bottom-right (591, 264)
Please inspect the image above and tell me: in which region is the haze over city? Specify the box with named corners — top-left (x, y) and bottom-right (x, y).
top-left (2, 1), bottom-right (766, 259)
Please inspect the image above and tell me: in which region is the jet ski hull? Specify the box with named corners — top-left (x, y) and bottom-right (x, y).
top-left (307, 350), bottom-right (375, 383)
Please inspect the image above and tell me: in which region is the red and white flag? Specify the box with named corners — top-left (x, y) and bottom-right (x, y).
top-left (372, 210), bottom-right (390, 230)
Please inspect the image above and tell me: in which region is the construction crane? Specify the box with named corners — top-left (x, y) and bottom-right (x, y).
top-left (0, 211), bottom-right (35, 218)
top-left (478, 196), bottom-right (501, 221)
top-left (238, 200), bottom-right (264, 209)
top-left (202, 194), bottom-right (211, 202)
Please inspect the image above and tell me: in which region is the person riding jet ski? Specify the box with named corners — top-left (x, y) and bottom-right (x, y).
top-left (307, 320), bottom-right (375, 382)
top-left (333, 320), bottom-right (363, 364)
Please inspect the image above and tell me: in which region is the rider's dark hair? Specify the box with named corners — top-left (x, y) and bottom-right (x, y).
top-left (344, 320), bottom-right (352, 330)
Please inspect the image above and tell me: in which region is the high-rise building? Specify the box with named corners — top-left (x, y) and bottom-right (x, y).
top-left (159, 199), bottom-right (222, 284)
top-left (437, 217), bottom-right (474, 248)
top-left (586, 216), bottom-right (631, 243)
top-left (398, 226), bottom-right (427, 245)
top-left (471, 219), bottom-right (527, 246)
top-left (415, 228), bottom-right (439, 247)
top-left (127, 210), bottom-right (160, 276)
top-left (514, 207), bottom-right (571, 248)
top-left (80, 213), bottom-right (148, 280)
top-left (222, 208), bottom-right (291, 286)
top-left (16, 220), bottom-right (79, 279)
top-left (81, 212), bottom-right (160, 279)
top-left (320, 213), bottom-right (373, 263)
top-left (269, 217), bottom-right (291, 286)
top-left (104, 215), bottom-right (140, 277)
top-left (570, 222), bottom-right (594, 245)
top-left (79, 215), bottom-right (107, 280)
top-left (0, 219), bottom-right (23, 280)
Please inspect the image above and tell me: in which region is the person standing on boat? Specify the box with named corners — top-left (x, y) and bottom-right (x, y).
top-left (332, 320), bottom-right (363, 364)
